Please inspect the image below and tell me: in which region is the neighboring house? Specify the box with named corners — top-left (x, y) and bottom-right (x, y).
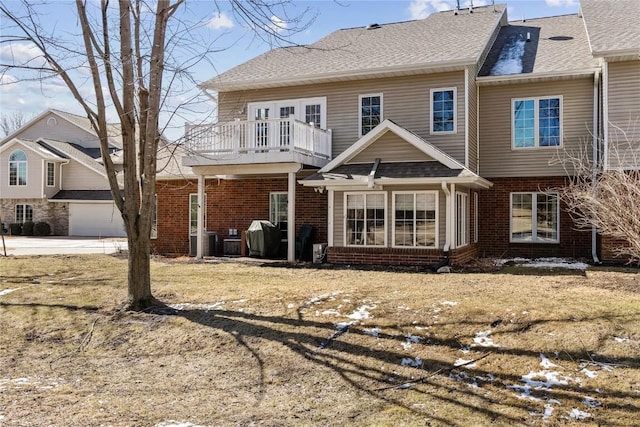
top-left (0, 109), bottom-right (126, 237)
top-left (153, 1), bottom-right (638, 265)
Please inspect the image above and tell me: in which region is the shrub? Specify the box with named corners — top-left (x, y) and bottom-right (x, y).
top-left (9, 223), bottom-right (22, 235)
top-left (22, 221), bottom-right (34, 236)
top-left (34, 221), bottom-right (51, 236)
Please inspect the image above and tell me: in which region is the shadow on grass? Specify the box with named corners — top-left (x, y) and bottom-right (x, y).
top-left (0, 301), bottom-right (100, 312)
top-left (154, 306), bottom-right (640, 424)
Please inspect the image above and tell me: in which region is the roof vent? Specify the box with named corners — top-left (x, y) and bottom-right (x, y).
top-left (365, 23), bottom-right (381, 30)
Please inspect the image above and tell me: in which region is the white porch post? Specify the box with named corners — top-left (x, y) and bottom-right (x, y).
top-left (287, 171), bottom-right (296, 262)
top-left (450, 183), bottom-right (456, 250)
top-left (196, 174), bottom-right (205, 259)
top-left (327, 189), bottom-right (334, 246)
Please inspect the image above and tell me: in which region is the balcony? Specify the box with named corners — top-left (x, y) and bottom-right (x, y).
top-left (182, 118), bottom-right (332, 169)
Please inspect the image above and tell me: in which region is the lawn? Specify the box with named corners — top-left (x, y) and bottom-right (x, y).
top-left (0, 254), bottom-right (639, 426)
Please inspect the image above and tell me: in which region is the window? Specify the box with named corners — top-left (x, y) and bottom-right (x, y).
top-left (512, 97), bottom-right (561, 148)
top-left (510, 192), bottom-right (559, 243)
top-left (151, 195), bottom-right (158, 239)
top-left (305, 104), bottom-right (321, 128)
top-left (270, 192), bottom-right (288, 237)
top-left (189, 194), bottom-right (206, 236)
top-left (15, 204), bottom-right (33, 223)
top-left (456, 192), bottom-right (468, 247)
top-left (279, 106), bottom-right (295, 146)
top-left (431, 88), bottom-right (456, 133)
top-left (9, 150), bottom-right (27, 186)
top-left (46, 162), bottom-right (55, 187)
top-left (359, 94), bottom-right (382, 136)
top-left (345, 193), bottom-right (386, 246)
top-left (393, 192), bottom-right (438, 248)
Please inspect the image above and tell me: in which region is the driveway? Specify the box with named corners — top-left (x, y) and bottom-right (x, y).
top-left (0, 236), bottom-right (128, 256)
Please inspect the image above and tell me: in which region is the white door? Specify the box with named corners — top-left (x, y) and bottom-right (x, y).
top-left (69, 203), bottom-right (126, 237)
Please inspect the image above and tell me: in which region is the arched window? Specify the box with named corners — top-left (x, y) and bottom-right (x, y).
top-left (9, 150), bottom-right (27, 186)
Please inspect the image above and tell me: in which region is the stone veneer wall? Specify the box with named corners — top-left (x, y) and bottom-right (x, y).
top-left (0, 198), bottom-right (68, 235)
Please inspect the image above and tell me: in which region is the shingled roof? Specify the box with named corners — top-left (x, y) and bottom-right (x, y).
top-left (478, 14), bottom-right (598, 78)
top-left (202, 4), bottom-right (506, 91)
top-left (581, 0), bottom-right (640, 58)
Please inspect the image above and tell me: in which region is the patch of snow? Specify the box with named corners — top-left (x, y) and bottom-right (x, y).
top-left (539, 354), bottom-right (558, 369)
top-left (530, 403), bottom-right (557, 420)
top-left (490, 35), bottom-right (526, 76)
top-left (495, 257), bottom-right (589, 270)
top-left (156, 422), bottom-right (205, 427)
top-left (472, 330), bottom-right (500, 348)
top-left (454, 358), bottom-right (476, 368)
top-left (401, 357), bottom-right (423, 368)
top-left (397, 383), bottom-right (412, 389)
top-left (347, 305), bottom-right (376, 320)
top-left (287, 303), bottom-right (295, 309)
top-left (614, 336), bottom-right (630, 343)
top-left (583, 396), bottom-right (602, 408)
top-left (321, 309), bottom-right (341, 316)
top-left (494, 257), bottom-right (529, 266)
top-left (507, 368), bottom-right (576, 401)
top-left (402, 335), bottom-right (422, 350)
top-left (169, 302), bottom-right (225, 311)
top-left (307, 291), bottom-right (342, 305)
top-left (568, 408), bottom-right (592, 420)
top-left (335, 322), bottom-right (351, 331)
top-left (581, 368), bottom-right (598, 378)
top-left (459, 345), bottom-right (471, 354)
top-left (441, 301), bottom-right (458, 306)
top-left (0, 288), bottom-right (22, 296)
top-left (363, 327), bottom-right (380, 338)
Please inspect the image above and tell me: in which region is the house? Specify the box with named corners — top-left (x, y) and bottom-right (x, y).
top-left (0, 109), bottom-right (126, 237)
top-left (153, 1), bottom-right (638, 265)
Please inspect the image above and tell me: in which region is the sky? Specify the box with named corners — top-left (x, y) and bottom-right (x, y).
top-left (0, 0), bottom-right (581, 141)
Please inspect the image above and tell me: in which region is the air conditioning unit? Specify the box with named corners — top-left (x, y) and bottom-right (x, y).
top-left (312, 243), bottom-right (328, 263)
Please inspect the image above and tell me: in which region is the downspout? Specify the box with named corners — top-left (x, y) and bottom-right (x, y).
top-left (591, 70), bottom-right (601, 264)
top-left (441, 181), bottom-right (451, 252)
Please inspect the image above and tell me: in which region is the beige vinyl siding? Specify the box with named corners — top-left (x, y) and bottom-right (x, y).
top-left (607, 60), bottom-right (640, 169)
top-left (0, 144), bottom-right (44, 199)
top-left (332, 186), bottom-right (447, 249)
top-left (217, 72), bottom-right (467, 163)
top-left (466, 64), bottom-right (478, 172)
top-left (61, 161), bottom-right (109, 190)
top-left (348, 132), bottom-right (433, 163)
top-left (14, 114), bottom-right (101, 148)
top-left (478, 77), bottom-right (594, 177)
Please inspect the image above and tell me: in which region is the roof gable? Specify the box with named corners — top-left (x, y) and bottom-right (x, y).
top-left (581, 0), bottom-right (640, 58)
top-left (319, 119), bottom-right (465, 173)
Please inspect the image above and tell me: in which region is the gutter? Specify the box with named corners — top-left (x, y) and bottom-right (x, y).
top-left (476, 69), bottom-right (600, 86)
top-left (591, 69), bottom-right (601, 264)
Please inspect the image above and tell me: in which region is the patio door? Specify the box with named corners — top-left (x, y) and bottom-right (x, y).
top-left (279, 105), bottom-right (295, 147)
top-left (251, 106), bottom-right (270, 149)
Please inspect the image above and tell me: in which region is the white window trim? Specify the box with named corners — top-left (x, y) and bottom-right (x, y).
top-left (8, 149), bottom-right (27, 187)
top-left (151, 194), bottom-right (158, 239)
top-left (269, 191), bottom-right (288, 227)
top-left (344, 191), bottom-right (387, 247)
top-left (189, 193), bottom-right (206, 236)
top-left (15, 204), bottom-right (33, 223)
top-left (511, 96), bottom-right (563, 150)
top-left (46, 161), bottom-right (55, 187)
top-left (391, 191), bottom-right (439, 249)
top-left (509, 192), bottom-right (560, 243)
top-left (430, 87), bottom-right (458, 135)
top-left (455, 191), bottom-right (468, 248)
top-left (358, 93), bottom-right (383, 137)
top-left (247, 97), bottom-right (328, 129)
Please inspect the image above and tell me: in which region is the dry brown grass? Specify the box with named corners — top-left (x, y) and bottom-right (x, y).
top-left (0, 255), bottom-right (639, 427)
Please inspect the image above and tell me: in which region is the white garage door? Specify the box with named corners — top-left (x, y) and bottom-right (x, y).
top-left (69, 203), bottom-right (126, 237)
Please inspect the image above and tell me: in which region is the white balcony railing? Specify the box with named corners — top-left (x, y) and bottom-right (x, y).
top-left (184, 117), bottom-right (332, 160)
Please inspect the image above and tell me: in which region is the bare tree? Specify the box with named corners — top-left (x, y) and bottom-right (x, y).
top-left (1, 0), bottom-right (314, 310)
top-left (559, 125), bottom-right (640, 264)
top-left (0, 111), bottom-right (29, 137)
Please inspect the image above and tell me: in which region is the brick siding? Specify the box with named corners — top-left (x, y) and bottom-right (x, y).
top-left (153, 175), bottom-right (327, 256)
top-left (477, 177), bottom-right (592, 259)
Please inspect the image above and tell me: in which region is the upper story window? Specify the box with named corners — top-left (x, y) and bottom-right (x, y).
top-left (430, 88), bottom-right (457, 134)
top-left (46, 162), bottom-right (55, 187)
top-left (9, 150), bottom-right (27, 186)
top-left (359, 94), bottom-right (382, 136)
top-left (512, 96), bottom-right (562, 149)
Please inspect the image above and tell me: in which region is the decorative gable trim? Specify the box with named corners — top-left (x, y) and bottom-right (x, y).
top-left (319, 119), bottom-right (465, 173)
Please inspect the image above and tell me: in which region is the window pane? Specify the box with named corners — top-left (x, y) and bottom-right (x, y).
top-left (432, 90), bottom-right (455, 133)
top-left (536, 194), bottom-right (558, 241)
top-left (513, 99), bottom-right (536, 148)
top-left (361, 96), bottom-right (381, 135)
top-left (394, 194), bottom-right (414, 246)
top-left (511, 194), bottom-right (533, 240)
top-left (539, 98), bottom-right (560, 147)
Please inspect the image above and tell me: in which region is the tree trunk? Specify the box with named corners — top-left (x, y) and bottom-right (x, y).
top-left (125, 229), bottom-right (155, 311)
